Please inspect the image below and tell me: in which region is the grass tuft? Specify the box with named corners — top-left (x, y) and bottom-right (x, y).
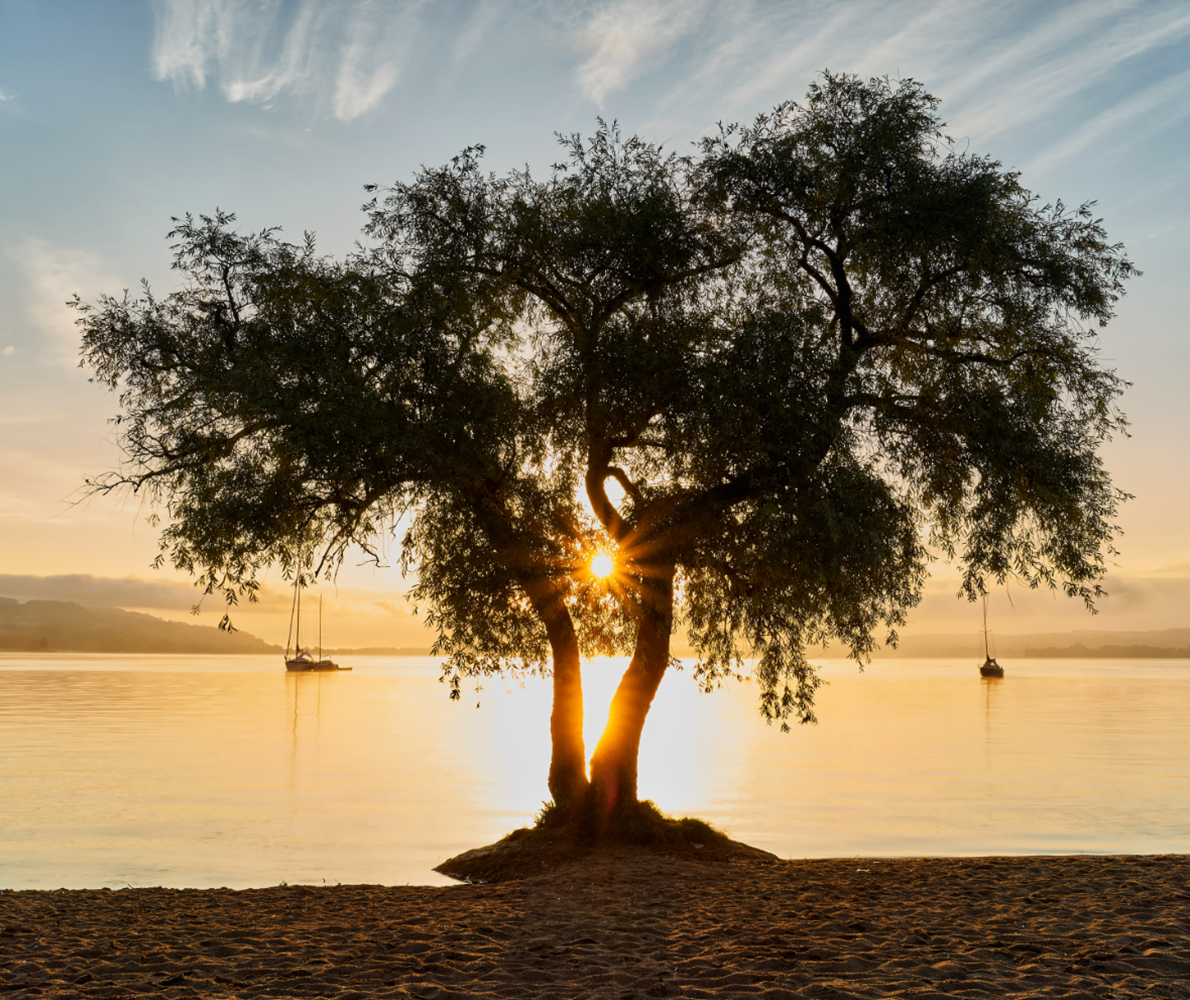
top-left (533, 796), bottom-right (729, 848)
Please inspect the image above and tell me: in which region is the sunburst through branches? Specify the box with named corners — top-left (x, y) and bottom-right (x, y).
top-left (590, 553), bottom-right (615, 579)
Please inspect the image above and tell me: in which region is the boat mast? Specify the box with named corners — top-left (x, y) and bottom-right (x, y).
top-left (982, 594), bottom-right (991, 661)
top-left (319, 596), bottom-right (323, 661)
top-left (286, 578), bottom-right (299, 659)
top-left (295, 581), bottom-right (301, 654)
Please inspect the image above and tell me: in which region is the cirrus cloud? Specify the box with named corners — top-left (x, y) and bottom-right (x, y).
top-left (573, 0), bottom-right (710, 106)
top-left (151, 0), bottom-right (424, 121)
top-left (5, 238), bottom-right (123, 368)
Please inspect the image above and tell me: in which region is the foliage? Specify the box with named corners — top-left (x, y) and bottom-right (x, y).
top-left (78, 74), bottom-right (1133, 765)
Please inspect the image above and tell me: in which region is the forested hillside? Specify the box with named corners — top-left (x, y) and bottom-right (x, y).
top-left (0, 597), bottom-right (280, 654)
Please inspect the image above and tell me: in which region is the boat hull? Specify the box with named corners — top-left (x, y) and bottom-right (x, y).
top-left (977, 598), bottom-right (1003, 677)
top-left (979, 658), bottom-right (1004, 678)
top-left (285, 659), bottom-right (352, 672)
top-left (286, 587), bottom-right (351, 670)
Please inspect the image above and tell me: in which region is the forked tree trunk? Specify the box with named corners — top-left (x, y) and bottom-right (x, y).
top-left (585, 563), bottom-right (675, 828)
top-left (517, 565), bottom-right (590, 814)
top-left (542, 606), bottom-right (589, 813)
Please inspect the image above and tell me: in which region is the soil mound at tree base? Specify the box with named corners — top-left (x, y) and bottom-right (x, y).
top-left (435, 804), bottom-right (777, 883)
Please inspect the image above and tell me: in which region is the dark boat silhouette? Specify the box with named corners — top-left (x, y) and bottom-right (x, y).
top-left (979, 595), bottom-right (1004, 678)
top-left (285, 583), bottom-right (351, 672)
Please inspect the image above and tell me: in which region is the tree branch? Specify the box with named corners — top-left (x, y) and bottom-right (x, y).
top-left (606, 466), bottom-right (642, 502)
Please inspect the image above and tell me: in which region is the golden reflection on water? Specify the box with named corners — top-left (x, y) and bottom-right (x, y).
top-left (468, 657), bottom-right (718, 815)
top-left (1, 654), bottom-right (1189, 889)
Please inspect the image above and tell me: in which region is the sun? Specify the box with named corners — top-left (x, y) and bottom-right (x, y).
top-left (590, 553), bottom-right (615, 578)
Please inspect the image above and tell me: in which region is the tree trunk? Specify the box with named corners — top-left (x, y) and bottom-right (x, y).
top-left (586, 563), bottom-right (675, 828)
top-left (542, 606), bottom-right (589, 814)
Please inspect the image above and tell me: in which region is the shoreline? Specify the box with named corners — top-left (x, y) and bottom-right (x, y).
top-left (3, 853), bottom-right (1187, 998)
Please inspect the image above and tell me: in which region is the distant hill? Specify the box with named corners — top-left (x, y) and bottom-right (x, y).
top-left (813, 628), bottom-right (1190, 659)
top-left (325, 646), bottom-right (433, 656)
top-left (0, 597), bottom-right (281, 654)
top-left (1021, 642), bottom-right (1190, 659)
top-left (3, 594), bottom-right (1186, 659)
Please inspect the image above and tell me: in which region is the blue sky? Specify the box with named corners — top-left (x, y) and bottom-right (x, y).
top-left (2, 0), bottom-right (1188, 646)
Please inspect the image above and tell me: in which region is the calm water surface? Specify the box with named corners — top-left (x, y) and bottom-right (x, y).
top-left (1, 654), bottom-right (1187, 889)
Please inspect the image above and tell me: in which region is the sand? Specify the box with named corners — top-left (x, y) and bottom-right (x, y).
top-left (2, 853), bottom-right (1188, 998)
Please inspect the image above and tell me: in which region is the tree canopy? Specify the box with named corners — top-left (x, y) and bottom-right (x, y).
top-left (78, 74), bottom-right (1133, 832)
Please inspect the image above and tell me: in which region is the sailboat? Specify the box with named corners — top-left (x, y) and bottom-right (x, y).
top-left (285, 582), bottom-right (351, 672)
top-left (978, 594), bottom-right (1004, 678)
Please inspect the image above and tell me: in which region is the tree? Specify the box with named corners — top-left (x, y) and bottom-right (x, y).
top-left (78, 74), bottom-right (1133, 837)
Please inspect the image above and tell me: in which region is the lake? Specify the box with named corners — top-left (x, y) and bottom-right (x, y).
top-left (1, 654), bottom-right (1188, 889)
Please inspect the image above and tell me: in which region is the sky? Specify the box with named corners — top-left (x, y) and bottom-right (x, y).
top-left (1, 0), bottom-right (1189, 649)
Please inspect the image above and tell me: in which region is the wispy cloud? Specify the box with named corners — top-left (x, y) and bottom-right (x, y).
top-left (333, 4), bottom-right (422, 121)
top-left (6, 239), bottom-right (123, 368)
top-left (147, 0), bottom-right (1190, 148)
top-left (150, 0), bottom-right (423, 121)
top-left (0, 90), bottom-right (14, 102)
top-left (711, 5), bottom-right (863, 115)
top-left (573, 0), bottom-right (710, 105)
top-left (452, 0), bottom-right (501, 68)
top-left (630, 1), bottom-right (954, 135)
top-left (904, 568), bottom-right (1190, 634)
top-left (0, 573), bottom-right (199, 610)
top-left (945, 0), bottom-right (1190, 143)
top-left (1025, 65), bottom-right (1190, 178)
top-left (625, 0), bottom-right (1190, 160)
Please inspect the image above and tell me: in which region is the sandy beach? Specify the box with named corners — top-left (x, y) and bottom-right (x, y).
top-left (2, 853), bottom-right (1187, 998)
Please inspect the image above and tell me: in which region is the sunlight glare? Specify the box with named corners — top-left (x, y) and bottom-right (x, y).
top-left (583, 657), bottom-right (712, 812)
top-left (590, 553), bottom-right (614, 578)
